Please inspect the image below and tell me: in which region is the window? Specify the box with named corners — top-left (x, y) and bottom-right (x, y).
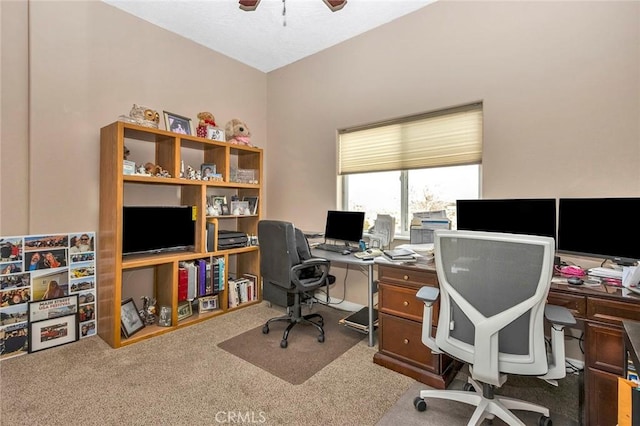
top-left (339, 103), bottom-right (482, 236)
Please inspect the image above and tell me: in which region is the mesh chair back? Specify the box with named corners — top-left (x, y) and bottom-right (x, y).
top-left (434, 230), bottom-right (554, 377)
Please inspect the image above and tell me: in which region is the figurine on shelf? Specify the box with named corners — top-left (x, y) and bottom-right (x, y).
top-left (186, 165), bottom-right (197, 180)
top-left (139, 296), bottom-right (157, 326)
top-left (118, 104), bottom-right (160, 129)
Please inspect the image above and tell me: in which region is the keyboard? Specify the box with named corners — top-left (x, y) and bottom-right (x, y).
top-left (316, 243), bottom-right (357, 253)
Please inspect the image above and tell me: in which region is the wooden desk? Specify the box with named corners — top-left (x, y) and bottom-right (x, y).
top-left (548, 282), bottom-right (640, 425)
top-left (371, 259), bottom-right (640, 424)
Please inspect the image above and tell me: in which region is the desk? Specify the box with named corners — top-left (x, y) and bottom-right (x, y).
top-left (311, 249), bottom-right (376, 347)
top-left (548, 282), bottom-right (640, 425)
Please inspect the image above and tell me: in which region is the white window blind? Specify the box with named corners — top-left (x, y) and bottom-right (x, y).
top-left (338, 103), bottom-right (483, 175)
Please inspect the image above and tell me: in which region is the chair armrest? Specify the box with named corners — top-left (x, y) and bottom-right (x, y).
top-left (416, 286), bottom-right (441, 354)
top-left (545, 304), bottom-right (576, 327)
top-left (291, 258), bottom-right (330, 291)
top-left (416, 286), bottom-right (440, 306)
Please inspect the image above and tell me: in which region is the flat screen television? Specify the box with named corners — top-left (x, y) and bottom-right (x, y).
top-left (122, 206), bottom-right (196, 256)
top-left (324, 210), bottom-right (366, 243)
top-left (558, 197), bottom-right (640, 265)
top-left (456, 198), bottom-right (557, 239)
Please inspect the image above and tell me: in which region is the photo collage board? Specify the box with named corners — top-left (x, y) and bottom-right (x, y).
top-left (0, 231), bottom-right (97, 360)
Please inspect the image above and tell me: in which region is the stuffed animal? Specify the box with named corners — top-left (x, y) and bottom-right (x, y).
top-left (119, 104), bottom-right (160, 128)
top-left (196, 112), bottom-right (216, 138)
top-left (225, 118), bottom-right (252, 146)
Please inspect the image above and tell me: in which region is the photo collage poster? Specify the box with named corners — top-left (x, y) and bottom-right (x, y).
top-left (0, 232), bottom-right (97, 360)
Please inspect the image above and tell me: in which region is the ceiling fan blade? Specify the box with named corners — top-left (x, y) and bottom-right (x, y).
top-left (323, 0), bottom-right (347, 12)
top-left (239, 0), bottom-right (261, 11)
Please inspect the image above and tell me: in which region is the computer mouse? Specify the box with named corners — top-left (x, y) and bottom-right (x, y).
top-left (342, 250), bottom-right (351, 255)
top-left (567, 277), bottom-right (584, 286)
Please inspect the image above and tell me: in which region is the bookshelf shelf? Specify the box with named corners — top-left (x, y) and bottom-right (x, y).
top-left (98, 121), bottom-right (263, 348)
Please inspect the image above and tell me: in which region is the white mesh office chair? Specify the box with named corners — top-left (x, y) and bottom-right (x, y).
top-left (414, 229), bottom-right (575, 426)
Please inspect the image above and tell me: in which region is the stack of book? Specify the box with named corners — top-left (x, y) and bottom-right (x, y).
top-left (383, 247), bottom-right (417, 262)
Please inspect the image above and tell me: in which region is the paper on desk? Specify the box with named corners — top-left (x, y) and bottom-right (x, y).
top-left (623, 266), bottom-right (640, 288)
top-left (394, 243), bottom-right (434, 263)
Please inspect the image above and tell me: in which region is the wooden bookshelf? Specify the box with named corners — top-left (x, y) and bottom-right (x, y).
top-left (98, 121), bottom-right (263, 348)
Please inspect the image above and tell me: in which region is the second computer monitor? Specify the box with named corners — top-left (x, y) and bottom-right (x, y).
top-left (324, 210), bottom-right (366, 243)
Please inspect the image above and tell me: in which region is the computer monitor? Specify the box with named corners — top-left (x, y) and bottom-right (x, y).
top-left (324, 210), bottom-right (366, 244)
top-left (456, 198), bottom-right (557, 239)
top-left (558, 197), bottom-right (640, 265)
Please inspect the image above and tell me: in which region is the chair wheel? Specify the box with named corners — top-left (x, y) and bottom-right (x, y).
top-left (413, 396), bottom-right (427, 412)
top-left (463, 383), bottom-right (475, 392)
top-left (262, 325), bottom-right (269, 334)
top-left (280, 339), bottom-right (288, 348)
top-left (538, 416), bottom-right (552, 426)
top-left (318, 334), bottom-right (325, 343)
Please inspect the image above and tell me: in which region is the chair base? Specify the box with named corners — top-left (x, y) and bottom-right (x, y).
top-left (262, 311), bottom-right (325, 348)
top-left (416, 377), bottom-right (550, 426)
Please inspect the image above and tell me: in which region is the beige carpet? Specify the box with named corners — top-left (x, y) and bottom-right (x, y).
top-left (218, 305), bottom-right (365, 384)
top-left (376, 365), bottom-right (582, 426)
top-left (0, 302), bottom-right (416, 425)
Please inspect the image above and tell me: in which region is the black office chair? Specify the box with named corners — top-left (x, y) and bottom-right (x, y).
top-left (258, 220), bottom-right (331, 348)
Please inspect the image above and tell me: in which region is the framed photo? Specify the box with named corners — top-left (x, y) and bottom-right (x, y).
top-left (158, 306), bottom-right (171, 327)
top-left (221, 204), bottom-right (230, 215)
top-left (29, 314), bottom-right (79, 353)
top-left (29, 295), bottom-right (78, 323)
top-left (207, 127), bottom-right (226, 142)
top-left (230, 200), bottom-right (250, 216)
top-left (177, 301), bottom-right (193, 321)
top-left (198, 295), bottom-right (219, 312)
top-left (163, 111), bottom-right (193, 136)
top-left (201, 163), bottom-right (217, 179)
top-left (243, 196), bottom-right (259, 215)
top-left (120, 298), bottom-right (145, 338)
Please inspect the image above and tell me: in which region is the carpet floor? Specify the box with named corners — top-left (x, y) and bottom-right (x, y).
top-left (376, 365), bottom-right (582, 425)
top-left (218, 304), bottom-right (365, 384)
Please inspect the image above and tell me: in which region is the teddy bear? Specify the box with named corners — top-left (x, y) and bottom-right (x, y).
top-left (225, 118), bottom-right (252, 146)
top-left (196, 112), bottom-right (216, 138)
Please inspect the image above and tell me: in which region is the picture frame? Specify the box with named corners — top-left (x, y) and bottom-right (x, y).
top-left (230, 200), bottom-right (250, 216)
top-left (177, 301), bottom-right (193, 321)
top-left (28, 295), bottom-right (78, 323)
top-left (198, 295), bottom-right (219, 312)
top-left (29, 313), bottom-right (79, 353)
top-left (158, 306), bottom-right (172, 327)
top-left (120, 297), bottom-right (145, 338)
top-left (242, 196), bottom-right (259, 215)
top-left (207, 127), bottom-right (226, 142)
top-left (221, 204), bottom-right (230, 215)
top-left (163, 111), bottom-right (193, 136)
top-left (200, 163), bottom-right (217, 179)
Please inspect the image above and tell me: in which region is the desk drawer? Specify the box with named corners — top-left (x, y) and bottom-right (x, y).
top-left (587, 297), bottom-right (640, 326)
top-left (379, 282), bottom-right (432, 322)
top-left (378, 264), bottom-right (437, 288)
top-left (378, 312), bottom-right (440, 372)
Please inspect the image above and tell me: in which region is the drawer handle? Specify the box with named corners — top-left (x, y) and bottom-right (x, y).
top-left (403, 275), bottom-right (409, 280)
top-left (403, 301), bottom-right (409, 306)
top-left (404, 338), bottom-right (409, 344)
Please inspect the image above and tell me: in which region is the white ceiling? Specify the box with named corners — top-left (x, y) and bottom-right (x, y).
top-left (102, 0), bottom-right (436, 73)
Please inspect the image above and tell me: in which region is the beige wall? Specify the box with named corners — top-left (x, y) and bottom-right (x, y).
top-left (1, 1), bottom-right (639, 310)
top-left (0, 0), bottom-right (267, 235)
top-left (265, 1), bottom-right (640, 306)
